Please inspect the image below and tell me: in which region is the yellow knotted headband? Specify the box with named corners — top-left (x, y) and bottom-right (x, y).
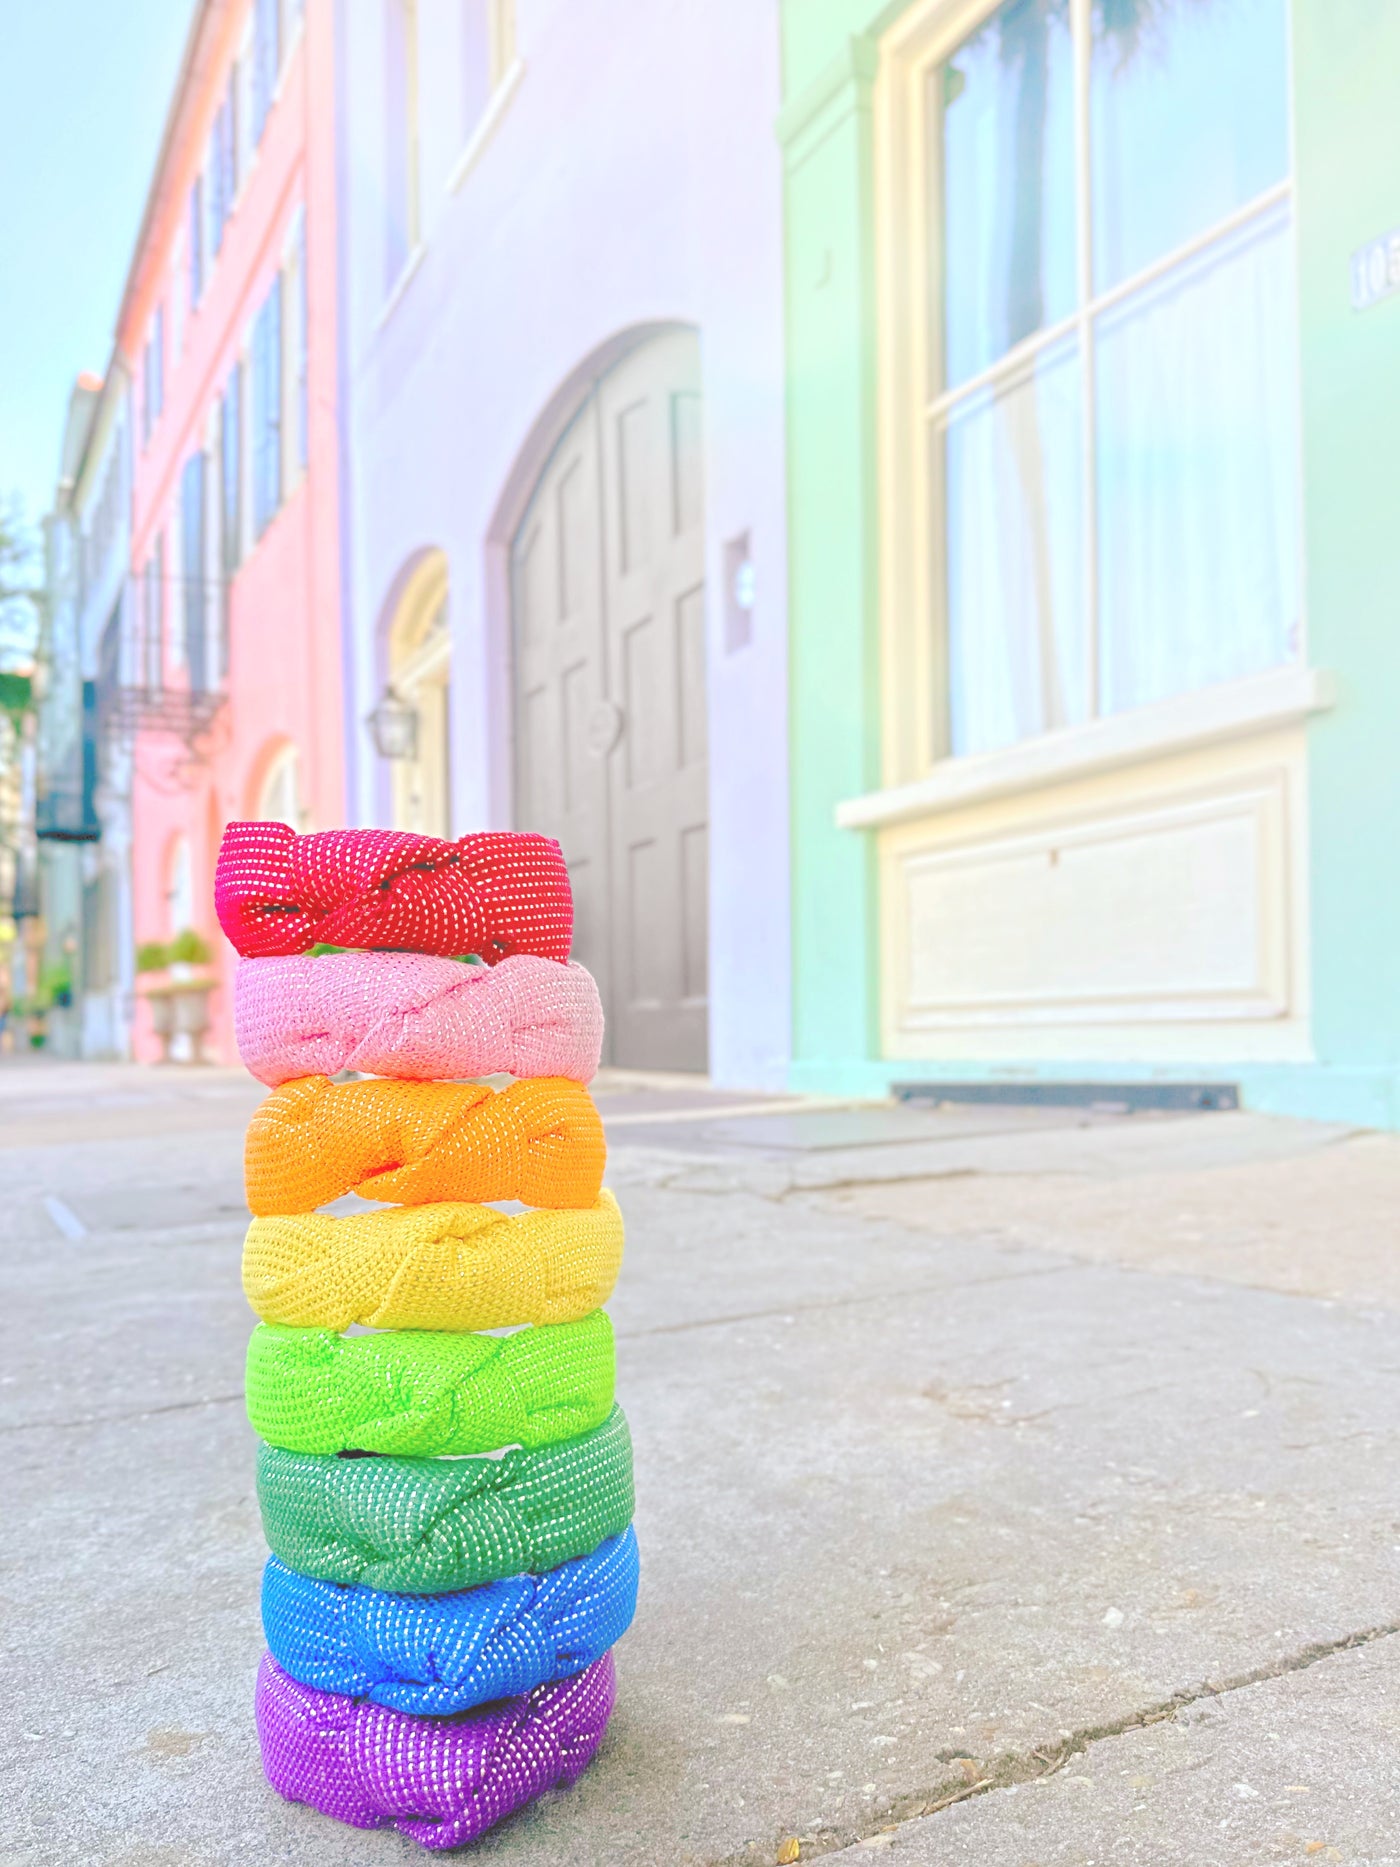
top-left (242, 1191), bottom-right (624, 1332)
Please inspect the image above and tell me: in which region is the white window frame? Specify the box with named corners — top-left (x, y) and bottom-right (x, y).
top-left (447, 0), bottom-right (524, 194)
top-left (873, 0), bottom-right (1302, 795)
top-left (250, 275), bottom-right (284, 540)
top-left (282, 208), bottom-right (309, 490)
top-left (384, 0), bottom-right (423, 293)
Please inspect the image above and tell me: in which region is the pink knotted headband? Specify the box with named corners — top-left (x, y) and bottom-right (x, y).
top-left (215, 821), bottom-right (573, 960)
top-left (235, 951), bottom-right (603, 1086)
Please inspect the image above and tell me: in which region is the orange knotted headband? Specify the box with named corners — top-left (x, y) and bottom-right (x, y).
top-left (244, 1075), bottom-right (606, 1215)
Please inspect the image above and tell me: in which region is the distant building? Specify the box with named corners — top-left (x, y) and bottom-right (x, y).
top-left (336, 0), bottom-right (791, 1086)
top-left (781, 0), bottom-right (1400, 1124)
top-left (36, 376), bottom-right (102, 1057)
top-left (119, 0), bottom-right (344, 1061)
top-left (70, 364), bottom-right (138, 1057)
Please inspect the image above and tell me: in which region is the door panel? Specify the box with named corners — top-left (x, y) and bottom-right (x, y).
top-left (511, 396), bottom-right (613, 1030)
top-left (512, 330), bottom-right (708, 1072)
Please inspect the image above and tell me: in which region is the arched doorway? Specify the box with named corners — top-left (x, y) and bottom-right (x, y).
top-left (166, 833), bottom-right (194, 938)
top-left (387, 552), bottom-right (451, 837)
top-left (510, 329), bottom-right (708, 1071)
top-left (257, 743), bottom-right (306, 831)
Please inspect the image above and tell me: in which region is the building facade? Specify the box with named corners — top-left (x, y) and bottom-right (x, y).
top-left (337, 0), bottom-right (791, 1088)
top-left (122, 0), bottom-right (344, 1062)
top-left (36, 379), bottom-right (102, 1057)
top-left (71, 365), bottom-right (139, 1059)
top-left (782, 0), bottom-right (1400, 1124)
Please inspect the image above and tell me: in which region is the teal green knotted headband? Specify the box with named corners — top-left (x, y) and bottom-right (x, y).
top-left (256, 1404), bottom-right (635, 1595)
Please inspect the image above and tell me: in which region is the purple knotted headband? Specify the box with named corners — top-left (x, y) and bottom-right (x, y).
top-left (255, 1650), bottom-right (615, 1850)
top-left (235, 951), bottom-right (604, 1087)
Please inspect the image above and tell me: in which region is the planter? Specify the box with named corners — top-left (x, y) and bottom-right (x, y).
top-left (143, 974), bottom-right (216, 1063)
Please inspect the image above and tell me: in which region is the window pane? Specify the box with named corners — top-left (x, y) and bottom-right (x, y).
top-left (385, 0), bottom-right (416, 288)
top-left (462, 0), bottom-right (492, 133)
top-left (941, 0), bottom-right (1076, 389)
top-left (1095, 205), bottom-right (1299, 716)
top-left (1092, 0), bottom-right (1289, 294)
top-left (944, 337), bottom-right (1086, 755)
top-left (181, 453), bottom-right (207, 692)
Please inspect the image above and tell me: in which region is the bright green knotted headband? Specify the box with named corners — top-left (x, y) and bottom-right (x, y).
top-left (246, 1311), bottom-right (615, 1459)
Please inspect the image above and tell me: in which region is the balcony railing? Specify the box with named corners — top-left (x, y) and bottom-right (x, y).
top-left (35, 785), bottom-right (101, 843)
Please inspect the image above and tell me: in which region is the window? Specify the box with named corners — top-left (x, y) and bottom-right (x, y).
top-left (220, 364), bottom-right (242, 578)
top-left (251, 278), bottom-right (283, 536)
top-left (461, 0), bottom-right (493, 133)
top-left (258, 741), bottom-right (304, 830)
top-left (252, 0), bottom-right (281, 142)
top-left (142, 307), bottom-right (164, 445)
top-left (167, 834), bottom-right (194, 939)
top-left (493, 0), bottom-right (516, 73)
top-left (457, 1), bottom-right (515, 150)
top-left (170, 227), bottom-right (186, 358)
top-left (188, 176), bottom-right (205, 307)
top-left (219, 365), bottom-right (242, 678)
top-left (384, 0), bottom-right (421, 288)
top-left (209, 81), bottom-right (237, 254)
top-left (287, 216), bottom-right (309, 473)
top-left (908, 0), bottom-right (1297, 760)
top-left (181, 452), bottom-right (208, 693)
top-left (143, 535), bottom-right (165, 689)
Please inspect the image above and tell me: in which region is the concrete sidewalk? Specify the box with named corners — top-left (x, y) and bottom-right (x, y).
top-left (4, 1063), bottom-right (1400, 1865)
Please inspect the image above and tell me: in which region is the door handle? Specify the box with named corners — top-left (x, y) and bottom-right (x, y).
top-left (586, 700), bottom-right (624, 758)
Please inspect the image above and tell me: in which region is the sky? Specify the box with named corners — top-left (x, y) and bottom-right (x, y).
top-left (0, 0), bottom-right (195, 532)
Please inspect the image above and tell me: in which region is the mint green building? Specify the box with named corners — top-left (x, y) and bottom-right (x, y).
top-left (782, 0), bottom-right (1400, 1124)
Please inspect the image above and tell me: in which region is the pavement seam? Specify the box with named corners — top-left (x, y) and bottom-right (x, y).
top-left (730, 1615), bottom-right (1400, 1864)
top-left (0, 1392), bottom-right (245, 1435)
top-left (614, 1263), bottom-right (1077, 1342)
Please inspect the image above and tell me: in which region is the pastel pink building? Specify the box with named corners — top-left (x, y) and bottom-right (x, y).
top-left (120, 0), bottom-right (343, 1061)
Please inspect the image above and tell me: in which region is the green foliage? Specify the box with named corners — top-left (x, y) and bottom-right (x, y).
top-left (38, 959), bottom-right (72, 1009)
top-left (139, 928), bottom-right (214, 970)
top-left (0, 670), bottom-right (31, 724)
top-left (169, 926), bottom-right (213, 965)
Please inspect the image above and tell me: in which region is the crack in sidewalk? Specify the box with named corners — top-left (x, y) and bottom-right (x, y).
top-left (0, 1392), bottom-right (245, 1435)
top-left (719, 1616), bottom-right (1400, 1864)
top-left (615, 1261), bottom-right (1075, 1343)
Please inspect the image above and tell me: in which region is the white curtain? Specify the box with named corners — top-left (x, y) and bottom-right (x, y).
top-left (1095, 204), bottom-right (1299, 716)
top-left (945, 338), bottom-right (1085, 755)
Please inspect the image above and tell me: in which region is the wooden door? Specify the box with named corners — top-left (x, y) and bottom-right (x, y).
top-left (511, 330), bottom-right (708, 1071)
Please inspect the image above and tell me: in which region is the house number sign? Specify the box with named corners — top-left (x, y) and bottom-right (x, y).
top-left (1351, 227), bottom-right (1400, 310)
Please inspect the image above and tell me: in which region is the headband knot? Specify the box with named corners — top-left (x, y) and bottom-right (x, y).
top-left (215, 822), bottom-right (573, 960)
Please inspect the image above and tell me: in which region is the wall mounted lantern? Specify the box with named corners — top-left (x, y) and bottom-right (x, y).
top-left (367, 685), bottom-right (419, 761)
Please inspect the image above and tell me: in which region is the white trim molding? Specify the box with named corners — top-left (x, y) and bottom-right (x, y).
top-left (448, 58), bottom-right (525, 195)
top-left (837, 665), bottom-right (1335, 832)
top-left (377, 241), bottom-right (428, 330)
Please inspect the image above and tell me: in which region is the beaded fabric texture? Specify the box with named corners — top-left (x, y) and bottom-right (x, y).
top-left (255, 1650), bottom-right (615, 1850)
top-left (245, 1074), bottom-right (606, 1215)
top-left (257, 1404), bottom-right (635, 1593)
top-left (215, 821), bottom-right (573, 961)
top-left (242, 1192), bottom-right (624, 1332)
top-left (236, 952), bottom-right (604, 1087)
top-left (245, 1311), bottom-right (616, 1457)
top-left (227, 817), bottom-right (629, 1850)
top-left (261, 1527), bottom-right (639, 1714)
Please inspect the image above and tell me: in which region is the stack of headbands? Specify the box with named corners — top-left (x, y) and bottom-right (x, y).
top-left (216, 821), bottom-right (635, 1851)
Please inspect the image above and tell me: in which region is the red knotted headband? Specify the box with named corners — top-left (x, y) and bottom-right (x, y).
top-left (214, 822), bottom-right (573, 961)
